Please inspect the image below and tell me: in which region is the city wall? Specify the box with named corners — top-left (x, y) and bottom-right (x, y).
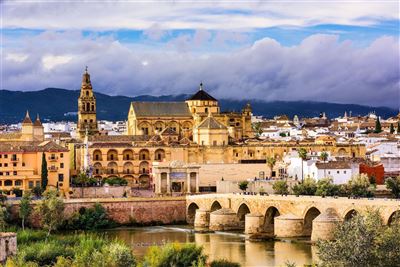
top-left (10, 197), bottom-right (186, 226)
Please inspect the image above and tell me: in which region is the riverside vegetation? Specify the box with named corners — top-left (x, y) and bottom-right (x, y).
top-left (1, 189), bottom-right (240, 267)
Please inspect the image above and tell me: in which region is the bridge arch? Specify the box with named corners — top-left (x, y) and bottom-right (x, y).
top-left (387, 210), bottom-right (400, 226)
top-left (210, 201), bottom-right (222, 212)
top-left (343, 209), bottom-right (358, 221)
top-left (237, 203), bottom-right (251, 223)
top-left (263, 206), bottom-right (280, 235)
top-left (303, 207), bottom-right (321, 236)
top-left (187, 203), bottom-right (199, 224)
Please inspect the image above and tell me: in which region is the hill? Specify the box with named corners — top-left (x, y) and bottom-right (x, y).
top-left (0, 88), bottom-right (396, 124)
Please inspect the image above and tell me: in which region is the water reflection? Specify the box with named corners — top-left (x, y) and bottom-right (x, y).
top-left (105, 226), bottom-right (314, 266)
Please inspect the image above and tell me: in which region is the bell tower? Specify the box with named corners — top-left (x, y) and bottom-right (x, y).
top-left (77, 67), bottom-right (98, 139)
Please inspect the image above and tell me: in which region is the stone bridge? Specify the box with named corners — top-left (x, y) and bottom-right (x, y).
top-left (186, 194), bottom-right (400, 241)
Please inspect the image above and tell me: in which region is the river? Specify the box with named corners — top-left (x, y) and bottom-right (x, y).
top-left (105, 226), bottom-right (316, 267)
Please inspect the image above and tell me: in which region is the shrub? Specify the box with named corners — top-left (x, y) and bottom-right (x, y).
top-left (210, 259), bottom-right (241, 267)
top-left (317, 210), bottom-right (400, 267)
top-left (238, 181), bottom-right (249, 192)
top-left (12, 188), bottom-right (23, 197)
top-left (272, 180), bottom-right (289, 195)
top-left (20, 240), bottom-right (75, 266)
top-left (62, 203), bottom-right (115, 230)
top-left (31, 186), bottom-right (43, 197)
top-left (17, 229), bottom-right (47, 245)
top-left (385, 176), bottom-right (400, 198)
top-left (345, 174), bottom-right (375, 197)
top-left (103, 177), bottom-right (128, 186)
top-left (142, 243), bottom-right (207, 267)
top-left (315, 177), bottom-right (341, 197)
top-left (292, 178), bottom-right (317, 196)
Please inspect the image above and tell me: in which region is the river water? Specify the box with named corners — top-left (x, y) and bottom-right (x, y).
top-left (105, 226), bottom-right (316, 267)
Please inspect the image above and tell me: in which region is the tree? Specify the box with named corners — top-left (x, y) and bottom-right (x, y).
top-left (315, 177), bottom-right (341, 197)
top-left (297, 148), bottom-right (308, 183)
top-left (345, 173), bottom-right (374, 197)
top-left (32, 185), bottom-right (43, 197)
top-left (319, 151), bottom-right (329, 178)
top-left (252, 122), bottom-right (263, 137)
top-left (385, 176), bottom-right (400, 198)
top-left (266, 156), bottom-right (277, 178)
top-left (292, 178), bottom-right (317, 196)
top-left (19, 191), bottom-right (32, 230)
top-left (74, 172), bottom-right (91, 198)
top-left (317, 210), bottom-right (400, 267)
top-left (374, 117), bottom-right (382, 133)
top-left (41, 152), bottom-right (48, 191)
top-left (238, 181), bottom-right (249, 192)
top-left (272, 180), bottom-right (289, 195)
top-left (389, 123), bottom-right (395, 134)
top-left (36, 189), bottom-right (65, 240)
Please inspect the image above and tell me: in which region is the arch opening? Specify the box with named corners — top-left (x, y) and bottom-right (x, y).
top-left (388, 210), bottom-right (400, 226)
top-left (237, 203), bottom-right (251, 227)
top-left (344, 209), bottom-right (358, 221)
top-left (263, 206), bottom-right (280, 235)
top-left (303, 207), bottom-right (321, 236)
top-left (211, 201), bottom-right (222, 212)
top-left (187, 203), bottom-right (199, 224)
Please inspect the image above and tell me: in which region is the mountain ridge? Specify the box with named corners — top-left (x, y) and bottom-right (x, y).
top-left (0, 88), bottom-right (397, 124)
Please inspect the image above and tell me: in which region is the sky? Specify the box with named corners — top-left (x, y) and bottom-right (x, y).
top-left (1, 1), bottom-right (399, 108)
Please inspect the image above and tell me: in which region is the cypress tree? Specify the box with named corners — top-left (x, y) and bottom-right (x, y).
top-left (41, 152), bottom-right (48, 190)
top-left (389, 123), bottom-right (395, 134)
top-left (374, 117), bottom-right (382, 133)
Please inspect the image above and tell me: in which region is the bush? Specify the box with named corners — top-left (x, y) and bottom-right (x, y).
top-left (20, 240), bottom-right (75, 266)
top-left (210, 259), bottom-right (241, 267)
top-left (272, 180), bottom-right (289, 195)
top-left (345, 174), bottom-right (375, 197)
top-left (62, 203), bottom-right (115, 230)
top-left (292, 178), bottom-right (317, 196)
top-left (142, 243), bottom-right (207, 267)
top-left (385, 176), bottom-right (400, 198)
top-left (12, 188), bottom-right (23, 197)
top-left (17, 229), bottom-right (47, 245)
top-left (31, 186), bottom-right (43, 197)
top-left (238, 181), bottom-right (249, 192)
top-left (315, 177), bottom-right (341, 197)
top-left (317, 210), bottom-right (400, 267)
top-left (103, 177), bottom-right (128, 186)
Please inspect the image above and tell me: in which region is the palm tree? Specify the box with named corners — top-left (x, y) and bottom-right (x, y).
top-left (319, 151), bottom-right (329, 178)
top-left (267, 156), bottom-right (277, 178)
top-left (298, 148), bottom-right (307, 183)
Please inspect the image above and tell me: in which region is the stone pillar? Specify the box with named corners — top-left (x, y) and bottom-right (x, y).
top-left (195, 171), bottom-right (199, 193)
top-left (186, 172), bottom-right (191, 193)
top-left (166, 172), bottom-right (171, 194)
top-left (155, 172), bottom-right (161, 194)
top-left (209, 208), bottom-right (240, 231)
top-left (311, 208), bottom-right (342, 242)
top-left (245, 213), bottom-right (263, 234)
top-left (275, 214), bottom-right (304, 238)
top-left (194, 209), bottom-right (210, 231)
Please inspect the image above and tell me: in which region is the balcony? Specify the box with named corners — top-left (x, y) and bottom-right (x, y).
top-left (10, 157), bottom-right (19, 162)
top-left (48, 166), bottom-right (58, 172)
top-left (48, 156), bottom-right (58, 162)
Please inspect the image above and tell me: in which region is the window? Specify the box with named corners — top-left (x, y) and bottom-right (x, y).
top-left (5, 172), bottom-right (9, 176)
top-left (0, 155), bottom-right (2, 158)
top-left (0, 163), bottom-right (2, 167)
top-left (60, 163), bottom-right (64, 169)
top-left (36, 181), bottom-right (40, 187)
top-left (344, 171), bottom-right (347, 174)
top-left (28, 181), bottom-right (34, 189)
top-left (15, 180), bottom-right (22, 186)
top-left (0, 172), bottom-right (2, 176)
top-left (213, 140), bottom-right (217, 146)
top-left (4, 180), bottom-right (12, 186)
top-left (12, 154), bottom-right (17, 160)
top-left (58, 174), bottom-right (64, 182)
top-left (13, 171), bottom-right (17, 175)
top-left (4, 163), bottom-right (7, 167)
top-left (235, 153), bottom-right (239, 157)
top-left (60, 153), bottom-right (63, 158)
top-left (13, 163), bottom-right (17, 167)
top-left (337, 171), bottom-right (340, 174)
top-left (4, 155), bottom-right (7, 158)
top-left (22, 162), bottom-right (25, 167)
top-left (205, 108), bottom-right (208, 113)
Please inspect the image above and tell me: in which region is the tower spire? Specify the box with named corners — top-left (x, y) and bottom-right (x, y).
top-left (22, 110), bottom-right (32, 124)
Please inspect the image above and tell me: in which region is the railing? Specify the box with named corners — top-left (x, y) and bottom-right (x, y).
top-left (48, 156), bottom-right (58, 161)
top-left (10, 157), bottom-right (19, 162)
top-left (139, 170), bottom-right (150, 175)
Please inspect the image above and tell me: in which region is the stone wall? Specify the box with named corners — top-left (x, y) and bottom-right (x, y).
top-left (11, 197), bottom-right (186, 226)
top-left (0, 233), bottom-right (17, 263)
top-left (70, 185), bottom-right (131, 198)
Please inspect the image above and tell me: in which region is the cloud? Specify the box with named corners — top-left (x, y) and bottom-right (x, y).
top-left (2, 1), bottom-right (398, 31)
top-left (2, 31), bottom-right (399, 108)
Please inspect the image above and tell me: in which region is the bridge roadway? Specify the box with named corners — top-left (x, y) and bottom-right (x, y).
top-left (186, 193), bottom-right (400, 241)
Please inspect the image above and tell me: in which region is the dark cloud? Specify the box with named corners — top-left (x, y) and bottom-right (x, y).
top-left (2, 32), bottom-right (399, 108)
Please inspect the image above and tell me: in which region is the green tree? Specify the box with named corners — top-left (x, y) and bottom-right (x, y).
top-left (19, 192), bottom-right (32, 230)
top-left (272, 180), bottom-right (289, 195)
top-left (385, 176), bottom-right (400, 198)
top-left (41, 153), bottom-right (48, 191)
top-left (389, 123), bottom-right (395, 134)
top-left (266, 156), bottom-right (277, 178)
top-left (74, 173), bottom-right (91, 198)
top-left (345, 174), bottom-right (375, 197)
top-left (238, 181), bottom-right (249, 192)
top-left (252, 122), bottom-right (263, 137)
top-left (319, 151), bottom-right (329, 178)
top-left (36, 189), bottom-right (65, 240)
top-left (62, 203), bottom-right (115, 230)
top-left (292, 178), bottom-right (317, 196)
top-left (315, 177), bottom-right (341, 197)
top-left (297, 148), bottom-right (307, 183)
top-left (374, 117), bottom-right (382, 133)
top-left (317, 210), bottom-right (400, 267)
